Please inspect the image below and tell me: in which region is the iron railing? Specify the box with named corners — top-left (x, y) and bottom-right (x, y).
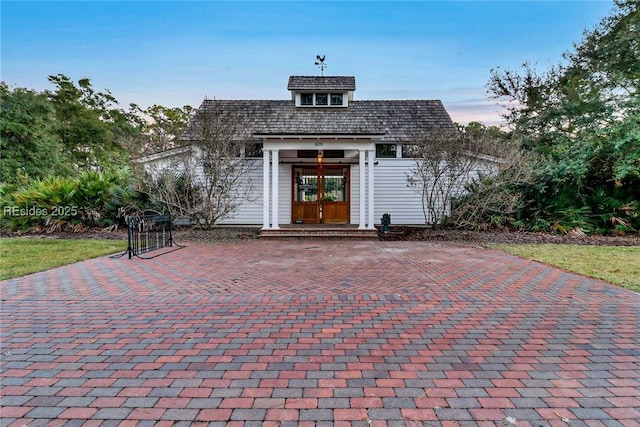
top-left (125, 214), bottom-right (182, 259)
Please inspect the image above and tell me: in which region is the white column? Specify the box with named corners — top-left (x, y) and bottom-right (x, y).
top-left (367, 149), bottom-right (375, 229)
top-left (262, 149), bottom-right (270, 229)
top-left (271, 149), bottom-right (280, 229)
top-left (358, 150), bottom-right (366, 229)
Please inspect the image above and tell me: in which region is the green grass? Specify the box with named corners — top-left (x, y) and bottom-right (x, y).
top-left (0, 238), bottom-right (126, 280)
top-left (494, 244), bottom-right (640, 292)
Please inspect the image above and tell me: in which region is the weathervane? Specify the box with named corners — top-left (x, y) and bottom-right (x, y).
top-left (315, 55), bottom-right (326, 76)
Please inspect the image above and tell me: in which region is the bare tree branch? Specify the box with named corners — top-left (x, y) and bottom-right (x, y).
top-left (141, 101), bottom-right (257, 229)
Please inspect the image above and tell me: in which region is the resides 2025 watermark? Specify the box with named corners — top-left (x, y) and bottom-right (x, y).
top-left (3, 205), bottom-right (81, 217)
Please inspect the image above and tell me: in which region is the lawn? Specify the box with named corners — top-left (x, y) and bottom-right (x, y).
top-left (0, 238), bottom-right (126, 280)
top-left (495, 244), bottom-right (640, 292)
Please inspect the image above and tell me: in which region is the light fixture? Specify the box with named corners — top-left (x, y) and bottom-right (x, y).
top-left (317, 151), bottom-right (323, 164)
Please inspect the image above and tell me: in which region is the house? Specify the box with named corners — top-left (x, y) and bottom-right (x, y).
top-left (146, 75), bottom-right (463, 230)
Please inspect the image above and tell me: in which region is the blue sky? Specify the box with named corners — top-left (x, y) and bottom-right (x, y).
top-left (2, 1), bottom-right (614, 125)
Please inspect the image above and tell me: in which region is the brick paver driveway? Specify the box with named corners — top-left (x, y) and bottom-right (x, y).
top-left (1, 240), bottom-right (639, 426)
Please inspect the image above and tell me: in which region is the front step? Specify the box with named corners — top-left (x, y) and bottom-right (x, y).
top-left (260, 227), bottom-right (379, 239)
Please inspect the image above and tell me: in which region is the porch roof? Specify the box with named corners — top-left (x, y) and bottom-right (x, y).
top-left (182, 99), bottom-right (456, 143)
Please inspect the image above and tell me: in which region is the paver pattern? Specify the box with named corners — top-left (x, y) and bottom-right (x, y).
top-left (1, 240), bottom-right (639, 427)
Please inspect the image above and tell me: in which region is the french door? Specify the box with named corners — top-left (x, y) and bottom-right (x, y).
top-left (292, 165), bottom-right (350, 224)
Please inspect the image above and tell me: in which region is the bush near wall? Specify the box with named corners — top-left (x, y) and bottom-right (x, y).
top-left (1, 169), bottom-right (148, 232)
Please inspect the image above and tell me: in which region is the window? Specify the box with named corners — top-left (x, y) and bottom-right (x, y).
top-left (244, 142), bottom-right (263, 157)
top-left (324, 150), bottom-right (344, 158)
top-left (301, 93), bottom-right (313, 105)
top-left (402, 144), bottom-right (418, 158)
top-left (298, 92), bottom-right (346, 107)
top-left (315, 93), bottom-right (328, 105)
top-left (298, 150), bottom-right (319, 158)
top-left (376, 144), bottom-right (397, 158)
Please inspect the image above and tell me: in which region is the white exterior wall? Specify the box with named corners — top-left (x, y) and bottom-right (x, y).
top-left (374, 158), bottom-right (428, 225)
top-left (218, 159), bottom-right (264, 225)
top-left (218, 157), bottom-right (486, 226)
top-left (278, 163), bottom-right (291, 224)
top-left (142, 148), bottom-right (498, 227)
top-left (350, 164), bottom-right (361, 225)
top-left (373, 156), bottom-right (500, 226)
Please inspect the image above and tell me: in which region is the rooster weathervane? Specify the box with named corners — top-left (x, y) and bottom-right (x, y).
top-left (315, 55), bottom-right (327, 76)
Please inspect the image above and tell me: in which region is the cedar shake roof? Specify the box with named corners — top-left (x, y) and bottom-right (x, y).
top-left (182, 99), bottom-right (456, 142)
top-left (287, 76), bottom-right (356, 91)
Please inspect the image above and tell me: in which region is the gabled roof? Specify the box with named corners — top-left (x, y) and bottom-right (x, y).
top-left (181, 99), bottom-right (456, 143)
top-left (287, 76), bottom-right (356, 91)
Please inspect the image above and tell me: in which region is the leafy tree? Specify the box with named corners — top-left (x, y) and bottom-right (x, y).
top-left (488, 0), bottom-right (639, 233)
top-left (0, 83), bottom-right (73, 182)
top-left (46, 74), bottom-right (134, 171)
top-left (136, 104), bottom-right (195, 156)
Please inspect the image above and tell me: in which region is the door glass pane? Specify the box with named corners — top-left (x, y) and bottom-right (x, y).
top-left (323, 168), bottom-right (347, 202)
top-left (294, 168), bottom-right (318, 202)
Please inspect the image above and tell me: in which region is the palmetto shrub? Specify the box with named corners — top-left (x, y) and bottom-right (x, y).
top-left (1, 169), bottom-right (147, 232)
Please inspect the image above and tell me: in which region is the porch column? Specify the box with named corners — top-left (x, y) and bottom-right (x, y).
top-left (262, 149), bottom-right (270, 229)
top-left (358, 150), bottom-right (366, 229)
top-left (367, 149), bottom-right (375, 229)
top-left (271, 149), bottom-right (280, 229)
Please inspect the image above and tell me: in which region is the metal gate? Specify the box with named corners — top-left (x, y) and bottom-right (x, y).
top-left (125, 214), bottom-right (182, 259)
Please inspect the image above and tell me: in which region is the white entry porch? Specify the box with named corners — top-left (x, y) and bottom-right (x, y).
top-left (259, 137), bottom-right (378, 230)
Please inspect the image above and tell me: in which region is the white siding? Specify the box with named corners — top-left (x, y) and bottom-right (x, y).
top-left (221, 163), bottom-right (289, 225)
top-left (278, 164), bottom-right (291, 224)
top-left (374, 159), bottom-right (427, 225)
top-left (143, 148), bottom-right (499, 227)
top-left (374, 157), bottom-right (500, 226)
top-left (350, 164), bottom-right (360, 225)
top-left (218, 160), bottom-right (264, 225)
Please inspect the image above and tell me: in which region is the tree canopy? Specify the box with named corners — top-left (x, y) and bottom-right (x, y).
top-left (0, 83), bottom-right (72, 181)
top-left (488, 0), bottom-right (639, 233)
top-left (1, 75), bottom-right (193, 184)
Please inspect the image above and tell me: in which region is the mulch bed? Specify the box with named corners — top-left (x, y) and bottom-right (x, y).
top-left (385, 226), bottom-right (640, 247)
top-left (165, 226), bottom-right (640, 247)
top-left (3, 225), bottom-right (639, 246)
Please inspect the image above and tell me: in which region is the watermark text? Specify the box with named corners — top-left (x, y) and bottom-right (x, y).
top-left (3, 205), bottom-right (82, 217)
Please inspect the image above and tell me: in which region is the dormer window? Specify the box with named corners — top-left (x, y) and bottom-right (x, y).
top-left (316, 94), bottom-right (328, 105)
top-left (301, 93), bottom-right (313, 106)
top-left (297, 92), bottom-right (345, 107)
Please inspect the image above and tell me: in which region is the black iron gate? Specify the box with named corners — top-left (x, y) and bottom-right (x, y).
top-left (125, 214), bottom-right (183, 259)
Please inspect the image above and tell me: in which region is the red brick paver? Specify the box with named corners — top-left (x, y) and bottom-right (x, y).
top-left (1, 240), bottom-right (639, 426)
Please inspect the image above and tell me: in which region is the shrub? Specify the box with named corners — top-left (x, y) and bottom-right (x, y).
top-left (1, 168), bottom-right (149, 232)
